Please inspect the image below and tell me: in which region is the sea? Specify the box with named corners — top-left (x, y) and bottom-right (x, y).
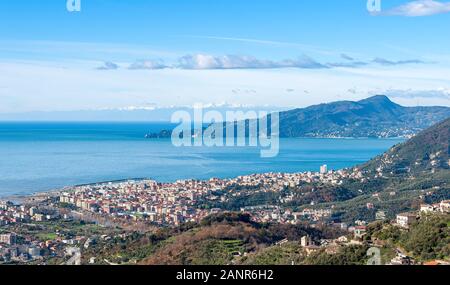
top-left (0, 122), bottom-right (405, 197)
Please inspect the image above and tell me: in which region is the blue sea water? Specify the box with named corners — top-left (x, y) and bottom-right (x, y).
top-left (0, 122), bottom-right (404, 196)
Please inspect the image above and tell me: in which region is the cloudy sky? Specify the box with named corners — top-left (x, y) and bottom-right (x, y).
top-left (0, 0), bottom-right (450, 113)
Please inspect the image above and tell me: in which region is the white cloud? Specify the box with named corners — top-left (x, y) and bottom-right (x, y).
top-left (376, 0), bottom-right (450, 17)
top-left (177, 54), bottom-right (272, 69)
top-left (341, 54), bottom-right (355, 61)
top-left (94, 54), bottom-right (329, 70)
top-left (176, 54), bottom-right (328, 70)
top-left (1, 59), bottom-right (450, 114)
top-left (96, 54), bottom-right (428, 71)
top-left (372, 57), bottom-right (425, 65)
top-left (128, 59), bottom-right (167, 70)
top-left (96, 61), bottom-right (119, 70)
top-left (380, 88), bottom-right (450, 100)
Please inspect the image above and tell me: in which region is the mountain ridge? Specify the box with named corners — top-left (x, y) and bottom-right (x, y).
top-left (278, 95), bottom-right (450, 138)
top-left (141, 95), bottom-right (449, 139)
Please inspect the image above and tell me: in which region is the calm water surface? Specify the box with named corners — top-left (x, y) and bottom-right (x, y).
top-left (0, 122), bottom-right (404, 196)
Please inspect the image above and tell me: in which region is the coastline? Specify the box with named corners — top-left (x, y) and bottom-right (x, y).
top-left (1, 189), bottom-right (65, 205)
top-left (0, 134), bottom-right (406, 201)
top-left (0, 178), bottom-right (152, 204)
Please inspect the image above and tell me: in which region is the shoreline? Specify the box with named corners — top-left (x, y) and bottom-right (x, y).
top-left (0, 178), bottom-right (152, 204)
top-left (0, 168), bottom-right (324, 203)
top-left (0, 137), bottom-right (407, 202)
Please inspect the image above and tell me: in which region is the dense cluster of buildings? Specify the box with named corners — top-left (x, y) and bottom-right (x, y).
top-left (0, 200), bottom-right (65, 263)
top-left (241, 206), bottom-right (333, 224)
top-left (0, 199), bottom-right (138, 264)
top-left (59, 179), bottom-right (223, 226)
top-left (1, 162), bottom-right (448, 265)
top-left (0, 200), bottom-right (59, 225)
top-left (56, 167), bottom-right (364, 226)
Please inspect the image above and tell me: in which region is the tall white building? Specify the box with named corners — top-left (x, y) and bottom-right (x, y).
top-left (320, 165), bottom-right (328, 174)
top-left (301, 235), bottom-right (313, 247)
top-left (29, 207), bottom-right (37, 216)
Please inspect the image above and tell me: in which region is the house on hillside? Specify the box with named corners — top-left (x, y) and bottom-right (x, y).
top-left (440, 200), bottom-right (450, 213)
top-left (354, 226), bottom-right (367, 239)
top-left (420, 204), bottom-right (437, 213)
top-left (396, 213), bottom-right (417, 229)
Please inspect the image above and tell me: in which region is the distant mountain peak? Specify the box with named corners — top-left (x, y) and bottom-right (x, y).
top-left (279, 95), bottom-right (450, 138)
top-left (358, 95), bottom-right (395, 105)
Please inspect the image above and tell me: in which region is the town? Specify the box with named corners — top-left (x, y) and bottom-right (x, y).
top-left (1, 163), bottom-right (449, 265)
top-left (55, 165), bottom-right (364, 226)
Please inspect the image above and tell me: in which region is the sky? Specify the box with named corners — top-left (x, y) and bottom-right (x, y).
top-left (0, 0), bottom-right (450, 113)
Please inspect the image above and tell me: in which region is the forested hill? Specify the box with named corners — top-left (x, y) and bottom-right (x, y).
top-left (278, 95), bottom-right (450, 138)
top-left (145, 95), bottom-right (449, 139)
top-left (361, 117), bottom-right (450, 174)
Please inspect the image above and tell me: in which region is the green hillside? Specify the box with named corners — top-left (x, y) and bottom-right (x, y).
top-left (361, 117), bottom-right (449, 174)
